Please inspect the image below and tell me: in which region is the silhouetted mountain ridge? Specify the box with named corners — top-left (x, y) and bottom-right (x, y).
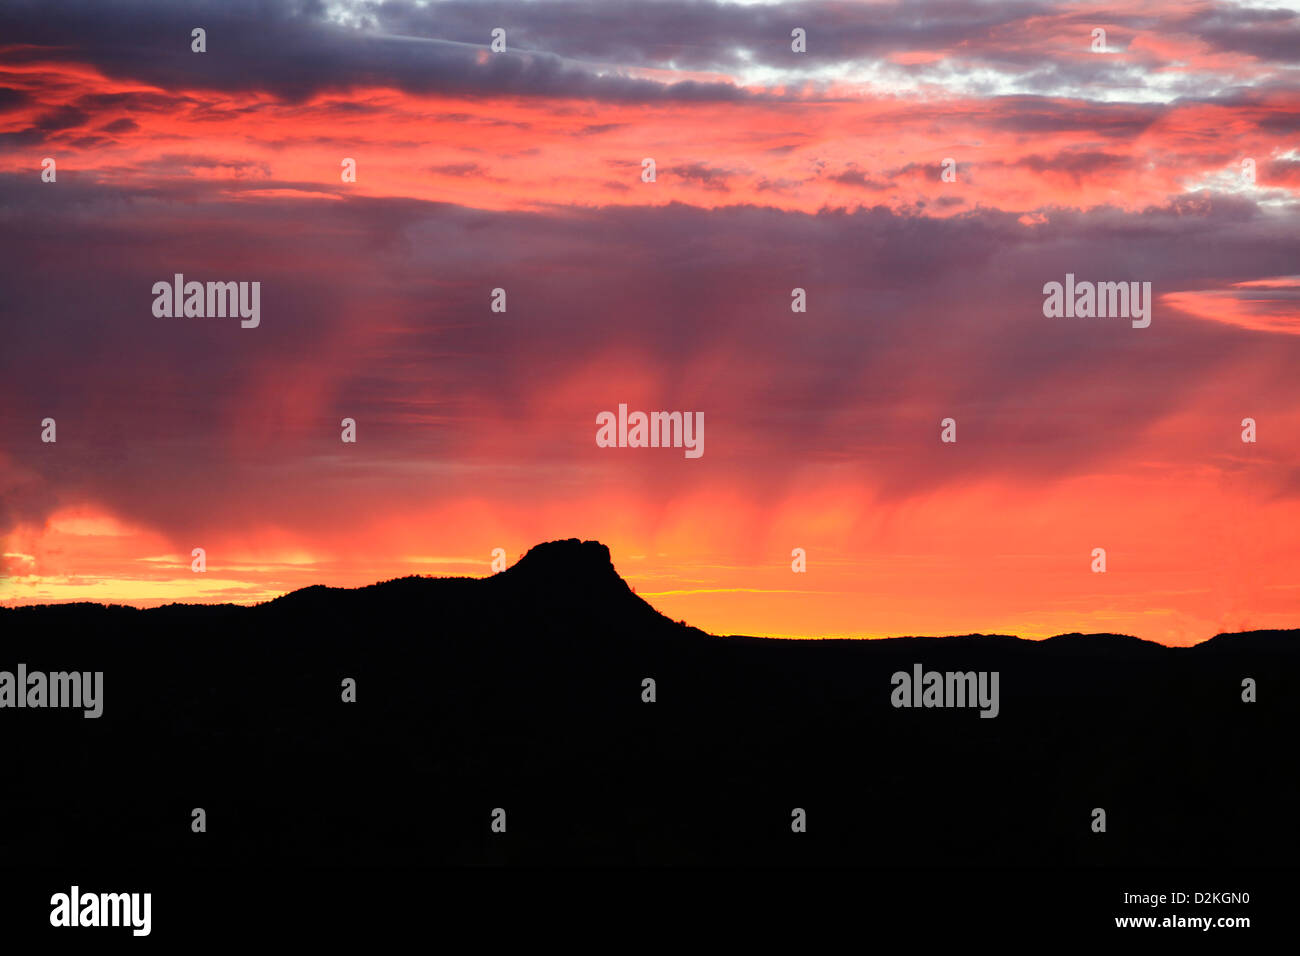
top-left (1, 537), bottom-right (1297, 868)
top-left (4, 538), bottom-right (1296, 651)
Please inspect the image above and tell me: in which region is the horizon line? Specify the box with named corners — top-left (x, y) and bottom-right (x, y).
top-left (3, 563), bottom-right (1295, 650)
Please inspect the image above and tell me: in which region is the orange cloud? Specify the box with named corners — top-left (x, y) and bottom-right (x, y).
top-left (3, 61), bottom-right (1297, 217)
top-left (1163, 277), bottom-right (1300, 334)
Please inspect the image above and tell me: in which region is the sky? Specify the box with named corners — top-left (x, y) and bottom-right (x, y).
top-left (1, 0), bottom-right (1298, 644)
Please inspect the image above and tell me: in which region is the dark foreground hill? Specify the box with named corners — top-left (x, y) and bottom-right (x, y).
top-left (1, 538), bottom-right (1296, 867)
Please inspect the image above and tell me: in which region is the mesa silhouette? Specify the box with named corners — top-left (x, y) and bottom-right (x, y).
top-left (2, 539), bottom-right (1296, 867)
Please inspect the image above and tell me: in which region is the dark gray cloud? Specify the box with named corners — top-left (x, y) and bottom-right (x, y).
top-left (829, 164), bottom-right (891, 190)
top-left (1, 172), bottom-right (1298, 550)
top-left (6, 0), bottom-right (1294, 110)
top-left (981, 97), bottom-right (1163, 136)
top-left (99, 117), bottom-right (139, 134)
top-left (0, 0), bottom-right (756, 104)
top-left (7, 0), bottom-right (1289, 98)
top-left (430, 162), bottom-right (485, 176)
top-left (34, 105), bottom-right (90, 131)
top-left (669, 161), bottom-right (736, 191)
top-left (0, 87), bottom-right (32, 111)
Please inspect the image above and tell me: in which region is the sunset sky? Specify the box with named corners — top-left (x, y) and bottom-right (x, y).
top-left (2, 0), bottom-right (1298, 644)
